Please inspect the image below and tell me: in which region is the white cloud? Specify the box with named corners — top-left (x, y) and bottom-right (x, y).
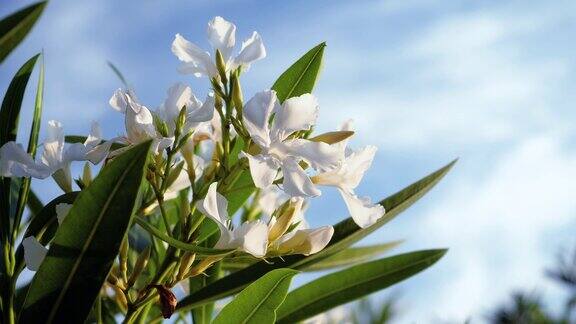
top-left (403, 134), bottom-right (576, 321)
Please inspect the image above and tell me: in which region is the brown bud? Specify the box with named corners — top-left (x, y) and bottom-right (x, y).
top-left (148, 285), bottom-right (177, 319)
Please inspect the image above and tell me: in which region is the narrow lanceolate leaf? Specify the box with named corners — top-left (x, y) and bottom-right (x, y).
top-left (276, 250), bottom-right (447, 323)
top-left (20, 141), bottom-right (153, 324)
top-left (176, 160), bottom-right (456, 312)
top-left (0, 2), bottom-right (46, 63)
top-left (133, 217), bottom-right (233, 256)
top-left (13, 55), bottom-right (45, 238)
top-left (107, 61), bottom-right (129, 88)
top-left (222, 241), bottom-right (402, 272)
top-left (0, 54), bottom-right (39, 243)
top-left (212, 269), bottom-right (298, 324)
top-left (272, 42), bottom-right (326, 102)
top-left (303, 241), bottom-right (403, 272)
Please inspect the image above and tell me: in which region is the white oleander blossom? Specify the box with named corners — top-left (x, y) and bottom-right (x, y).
top-left (241, 90), bottom-right (342, 198)
top-left (157, 83), bottom-right (215, 135)
top-left (109, 89), bottom-right (174, 153)
top-left (196, 182), bottom-right (268, 257)
top-left (172, 16), bottom-right (266, 78)
top-left (311, 122), bottom-right (384, 228)
top-left (23, 203), bottom-right (71, 271)
top-left (0, 120), bottom-right (110, 192)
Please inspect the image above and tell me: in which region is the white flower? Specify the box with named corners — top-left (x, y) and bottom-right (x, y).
top-left (196, 182), bottom-right (268, 257)
top-left (0, 120), bottom-right (110, 191)
top-left (158, 83), bottom-right (215, 135)
top-left (109, 89), bottom-right (174, 153)
top-left (23, 236), bottom-right (47, 271)
top-left (172, 16), bottom-right (266, 78)
top-left (241, 90), bottom-right (342, 198)
top-left (311, 123), bottom-right (384, 228)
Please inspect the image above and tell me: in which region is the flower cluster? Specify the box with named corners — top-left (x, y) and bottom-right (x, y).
top-left (0, 16), bottom-right (384, 271)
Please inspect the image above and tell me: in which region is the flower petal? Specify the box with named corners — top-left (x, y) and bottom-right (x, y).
top-left (172, 33), bottom-right (216, 77)
top-left (55, 203), bottom-right (72, 225)
top-left (196, 182), bottom-right (229, 227)
top-left (243, 152), bottom-right (279, 189)
top-left (23, 236), bottom-right (48, 271)
top-left (281, 157), bottom-right (320, 198)
top-left (0, 142), bottom-right (51, 178)
top-left (271, 94), bottom-right (318, 141)
top-left (207, 16), bottom-right (236, 62)
top-left (125, 103), bottom-right (156, 144)
top-left (338, 188), bottom-right (384, 228)
top-left (243, 90), bottom-right (279, 148)
top-left (160, 83), bottom-right (194, 129)
top-left (41, 120), bottom-right (65, 170)
top-left (276, 226), bottom-right (333, 256)
top-left (233, 31), bottom-right (266, 69)
top-left (109, 89), bottom-right (128, 113)
top-left (233, 220), bottom-right (268, 257)
top-left (283, 139), bottom-right (342, 172)
top-left (187, 94), bottom-right (214, 125)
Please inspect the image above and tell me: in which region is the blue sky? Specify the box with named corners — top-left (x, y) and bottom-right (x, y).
top-left (2, 0), bottom-right (576, 322)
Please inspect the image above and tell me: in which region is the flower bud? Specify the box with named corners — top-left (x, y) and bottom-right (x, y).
top-left (119, 238), bottom-right (129, 283)
top-left (175, 106), bottom-right (187, 138)
top-left (309, 130), bottom-right (355, 144)
top-left (268, 198), bottom-right (303, 242)
top-left (127, 246), bottom-right (150, 289)
top-left (177, 252), bottom-right (196, 281)
top-left (149, 285), bottom-right (177, 319)
top-left (231, 73), bottom-right (243, 112)
top-left (82, 162), bottom-right (92, 186)
top-left (52, 169), bottom-right (72, 193)
top-left (215, 49), bottom-right (228, 83)
top-left (153, 115), bottom-right (169, 138)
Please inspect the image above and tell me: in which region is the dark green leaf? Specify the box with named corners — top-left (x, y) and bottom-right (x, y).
top-left (13, 55), bottom-right (44, 238)
top-left (176, 160), bottom-right (456, 312)
top-left (0, 54), bottom-right (39, 243)
top-left (302, 241), bottom-right (402, 272)
top-left (107, 61), bottom-right (129, 88)
top-left (0, 2), bottom-right (46, 63)
top-left (271, 42), bottom-right (326, 102)
top-left (212, 269), bottom-right (298, 324)
top-left (20, 141), bottom-right (153, 324)
top-left (64, 135), bottom-right (125, 151)
top-left (276, 249), bottom-right (447, 323)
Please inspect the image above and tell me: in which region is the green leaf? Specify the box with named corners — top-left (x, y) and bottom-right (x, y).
top-left (13, 54), bottom-right (44, 238)
top-left (212, 269), bottom-right (298, 324)
top-left (133, 217), bottom-right (233, 256)
top-left (303, 241), bottom-right (403, 272)
top-left (222, 241), bottom-right (401, 272)
top-left (276, 249), bottom-right (447, 323)
top-left (64, 135), bottom-right (125, 151)
top-left (271, 42), bottom-right (326, 102)
top-left (0, 54), bottom-right (39, 243)
top-left (0, 2), bottom-right (46, 63)
top-left (176, 160), bottom-right (456, 312)
top-left (20, 141), bottom-right (153, 324)
top-left (107, 61), bottom-right (129, 88)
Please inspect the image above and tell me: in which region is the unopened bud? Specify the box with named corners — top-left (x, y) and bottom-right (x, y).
top-left (231, 73), bottom-right (243, 112)
top-left (309, 130), bottom-right (355, 144)
top-left (127, 246), bottom-right (150, 288)
top-left (153, 115), bottom-right (169, 138)
top-left (82, 162), bottom-right (92, 186)
top-left (215, 49), bottom-right (228, 83)
top-left (119, 238), bottom-right (129, 283)
top-left (175, 106), bottom-right (187, 138)
top-left (149, 285), bottom-right (177, 319)
top-left (185, 256), bottom-right (222, 278)
top-left (269, 198), bottom-right (303, 242)
top-left (177, 252), bottom-right (196, 281)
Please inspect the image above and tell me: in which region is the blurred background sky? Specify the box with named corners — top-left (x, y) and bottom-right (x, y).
top-left (2, 0), bottom-right (576, 322)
